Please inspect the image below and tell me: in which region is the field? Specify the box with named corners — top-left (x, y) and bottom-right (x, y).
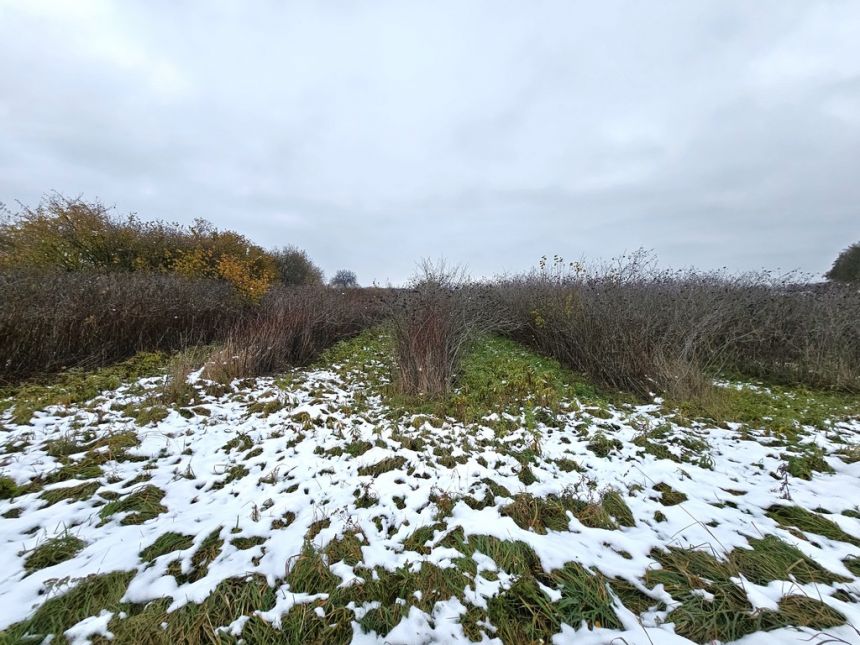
top-left (1, 202), bottom-right (859, 643)
top-left (1, 328), bottom-right (859, 644)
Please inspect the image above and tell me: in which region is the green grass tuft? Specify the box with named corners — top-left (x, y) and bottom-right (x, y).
top-left (98, 485), bottom-right (166, 525)
top-left (140, 532), bottom-right (195, 562)
top-left (23, 533), bottom-right (86, 572)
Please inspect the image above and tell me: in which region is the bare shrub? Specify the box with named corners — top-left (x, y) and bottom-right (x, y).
top-left (0, 270), bottom-right (245, 383)
top-left (203, 286), bottom-right (388, 382)
top-left (498, 251), bottom-right (860, 398)
top-left (390, 261), bottom-right (513, 396)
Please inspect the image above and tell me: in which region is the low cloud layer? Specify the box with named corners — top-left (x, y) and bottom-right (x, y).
top-left (1, 1), bottom-right (858, 283)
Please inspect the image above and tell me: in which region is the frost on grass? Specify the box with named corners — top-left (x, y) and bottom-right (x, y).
top-left (0, 331), bottom-right (859, 644)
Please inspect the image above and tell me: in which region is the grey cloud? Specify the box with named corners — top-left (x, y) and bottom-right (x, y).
top-left (1, 0), bottom-right (858, 284)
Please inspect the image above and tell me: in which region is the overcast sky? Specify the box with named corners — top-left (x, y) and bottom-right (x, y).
top-left (1, 1), bottom-right (858, 284)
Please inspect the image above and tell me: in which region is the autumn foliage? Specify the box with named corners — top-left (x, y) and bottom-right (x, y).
top-left (0, 194), bottom-right (277, 301)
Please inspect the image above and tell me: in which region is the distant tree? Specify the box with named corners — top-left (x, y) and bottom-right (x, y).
top-left (329, 269), bottom-right (358, 288)
top-left (825, 242), bottom-right (860, 284)
top-left (271, 246), bottom-right (324, 286)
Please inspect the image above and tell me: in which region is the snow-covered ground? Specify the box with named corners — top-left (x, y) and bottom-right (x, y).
top-left (1, 347), bottom-right (859, 644)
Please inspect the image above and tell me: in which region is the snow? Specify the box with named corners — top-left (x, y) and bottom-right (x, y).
top-left (1, 354), bottom-right (859, 644)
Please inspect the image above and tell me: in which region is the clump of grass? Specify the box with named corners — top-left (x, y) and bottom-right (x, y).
top-left (602, 490), bottom-right (635, 527)
top-left (646, 546), bottom-right (761, 642)
top-left (140, 532), bottom-right (194, 562)
top-left (487, 575), bottom-right (560, 644)
top-left (0, 475), bottom-right (21, 499)
top-left (501, 493), bottom-right (571, 534)
top-left (223, 434), bottom-right (254, 452)
top-left (770, 595), bottom-right (845, 630)
top-left (587, 432), bottom-right (621, 458)
top-left (306, 518), bottom-right (331, 541)
top-left (403, 524), bottom-right (442, 555)
top-left (554, 562), bottom-right (622, 630)
top-left (653, 482), bottom-right (687, 506)
top-left (287, 543), bottom-right (339, 594)
top-left (842, 556), bottom-right (860, 576)
top-left (468, 535), bottom-right (543, 578)
top-left (784, 446), bottom-right (834, 480)
top-left (98, 485), bottom-right (166, 525)
top-left (231, 536), bottom-right (266, 550)
top-left (23, 533), bottom-right (86, 572)
top-left (3, 571), bottom-right (134, 641)
top-left (767, 504), bottom-right (860, 547)
top-left (42, 462), bottom-right (103, 485)
top-left (501, 490), bottom-right (625, 534)
top-left (40, 481), bottom-right (99, 505)
top-left (358, 456), bottom-right (406, 477)
top-left (730, 535), bottom-right (849, 585)
top-left (324, 529), bottom-right (365, 566)
top-left (647, 544), bottom-right (849, 642)
top-left (112, 574), bottom-right (279, 644)
top-left (184, 529), bottom-right (224, 583)
top-left (244, 600), bottom-right (353, 643)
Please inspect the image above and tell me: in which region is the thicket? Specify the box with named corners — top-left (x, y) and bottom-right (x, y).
top-left (825, 241), bottom-right (860, 284)
top-left (0, 195), bottom-right (334, 383)
top-left (0, 194), bottom-right (278, 301)
top-left (498, 252), bottom-right (860, 398)
top-left (2, 195), bottom-right (857, 399)
top-left (203, 286), bottom-right (390, 382)
top-left (271, 246), bottom-right (324, 286)
top-left (0, 270), bottom-right (244, 382)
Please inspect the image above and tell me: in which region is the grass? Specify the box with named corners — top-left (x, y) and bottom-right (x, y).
top-left (767, 504), bottom-right (860, 547)
top-left (2, 324), bottom-right (858, 643)
top-left (501, 489), bottom-right (632, 534)
top-left (653, 482), bottom-right (688, 506)
top-left (645, 543), bottom-right (850, 642)
top-left (39, 481), bottom-right (99, 505)
top-left (23, 533), bottom-right (86, 573)
top-left (0, 476), bottom-right (21, 499)
top-left (98, 485), bottom-right (166, 525)
top-left (554, 562), bottom-right (622, 630)
top-left (784, 445), bottom-right (834, 479)
top-left (2, 571), bottom-right (134, 641)
top-left (671, 380), bottom-right (860, 439)
top-left (140, 532), bottom-right (195, 563)
top-left (317, 327), bottom-right (616, 424)
top-left (357, 456), bottom-right (406, 477)
top-left (730, 535), bottom-right (850, 585)
top-left (0, 351), bottom-right (170, 425)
